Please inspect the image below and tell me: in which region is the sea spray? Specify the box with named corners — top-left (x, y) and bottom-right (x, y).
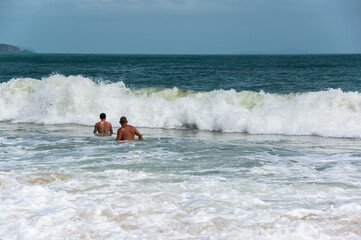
top-left (1, 54), bottom-right (361, 240)
top-left (1, 74), bottom-right (361, 138)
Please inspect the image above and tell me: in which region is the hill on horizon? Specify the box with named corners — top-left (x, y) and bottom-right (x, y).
top-left (0, 44), bottom-right (33, 53)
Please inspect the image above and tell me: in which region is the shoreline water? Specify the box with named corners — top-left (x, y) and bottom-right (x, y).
top-left (1, 54), bottom-right (361, 239)
top-left (1, 122), bottom-right (361, 239)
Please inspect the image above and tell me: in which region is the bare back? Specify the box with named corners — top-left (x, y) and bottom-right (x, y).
top-left (116, 125), bottom-right (142, 140)
top-left (94, 120), bottom-right (113, 135)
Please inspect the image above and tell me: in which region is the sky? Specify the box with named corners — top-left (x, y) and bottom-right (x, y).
top-left (0, 0), bottom-right (360, 54)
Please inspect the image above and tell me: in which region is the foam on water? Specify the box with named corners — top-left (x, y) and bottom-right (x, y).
top-left (1, 163), bottom-right (361, 239)
top-left (1, 122), bottom-right (361, 239)
top-left (1, 74), bottom-right (361, 138)
top-left (1, 55), bottom-right (361, 239)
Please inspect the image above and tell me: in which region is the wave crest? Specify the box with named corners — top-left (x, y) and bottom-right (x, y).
top-left (1, 74), bottom-right (361, 138)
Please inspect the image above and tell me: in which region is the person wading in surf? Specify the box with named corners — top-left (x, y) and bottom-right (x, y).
top-left (115, 116), bottom-right (142, 141)
top-left (94, 113), bottom-right (113, 135)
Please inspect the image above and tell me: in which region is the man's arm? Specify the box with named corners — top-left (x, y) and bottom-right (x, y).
top-left (135, 128), bottom-right (142, 140)
top-left (115, 128), bottom-right (122, 141)
top-left (93, 123), bottom-right (98, 134)
top-left (109, 124), bottom-right (114, 134)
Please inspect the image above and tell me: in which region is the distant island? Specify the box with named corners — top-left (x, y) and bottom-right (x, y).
top-left (0, 44), bottom-right (33, 53)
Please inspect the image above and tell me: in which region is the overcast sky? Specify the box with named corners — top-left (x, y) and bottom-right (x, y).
top-left (0, 0), bottom-right (360, 54)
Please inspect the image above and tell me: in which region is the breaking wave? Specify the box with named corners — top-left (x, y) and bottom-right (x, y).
top-left (1, 74), bottom-right (361, 138)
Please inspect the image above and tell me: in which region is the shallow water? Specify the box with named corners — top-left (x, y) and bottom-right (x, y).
top-left (1, 122), bottom-right (361, 239)
top-left (1, 54), bottom-right (361, 239)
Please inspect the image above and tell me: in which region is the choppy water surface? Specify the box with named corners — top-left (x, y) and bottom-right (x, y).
top-left (1, 123), bottom-right (361, 239)
top-left (1, 54), bottom-right (361, 239)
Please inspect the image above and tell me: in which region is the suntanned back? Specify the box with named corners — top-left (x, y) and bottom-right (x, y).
top-left (115, 116), bottom-right (142, 141)
top-left (94, 121), bottom-right (113, 135)
top-left (119, 125), bottom-right (137, 140)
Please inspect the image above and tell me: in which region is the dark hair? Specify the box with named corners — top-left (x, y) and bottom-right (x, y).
top-left (120, 116), bottom-right (127, 124)
top-left (100, 113), bottom-right (106, 119)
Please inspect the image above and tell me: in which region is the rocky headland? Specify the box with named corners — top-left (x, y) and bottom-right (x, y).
top-left (0, 44), bottom-right (33, 53)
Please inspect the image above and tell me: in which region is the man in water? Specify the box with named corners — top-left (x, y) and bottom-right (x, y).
top-left (93, 113), bottom-right (113, 135)
top-left (115, 116), bottom-right (142, 141)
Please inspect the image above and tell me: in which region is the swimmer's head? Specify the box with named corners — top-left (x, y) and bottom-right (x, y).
top-left (100, 113), bottom-right (106, 120)
top-left (120, 116), bottom-right (128, 124)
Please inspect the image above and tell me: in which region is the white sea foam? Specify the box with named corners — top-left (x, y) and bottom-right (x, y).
top-left (1, 74), bottom-right (361, 138)
top-left (1, 167), bottom-right (361, 240)
top-left (1, 121), bottom-right (361, 239)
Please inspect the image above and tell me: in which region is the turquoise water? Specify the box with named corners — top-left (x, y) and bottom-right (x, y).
top-left (1, 54), bottom-right (361, 93)
top-left (1, 54), bottom-right (361, 239)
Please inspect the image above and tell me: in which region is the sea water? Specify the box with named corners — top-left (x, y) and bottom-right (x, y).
top-left (0, 54), bottom-right (361, 239)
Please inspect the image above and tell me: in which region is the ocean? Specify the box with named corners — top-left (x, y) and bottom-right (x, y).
top-left (0, 54), bottom-right (361, 239)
